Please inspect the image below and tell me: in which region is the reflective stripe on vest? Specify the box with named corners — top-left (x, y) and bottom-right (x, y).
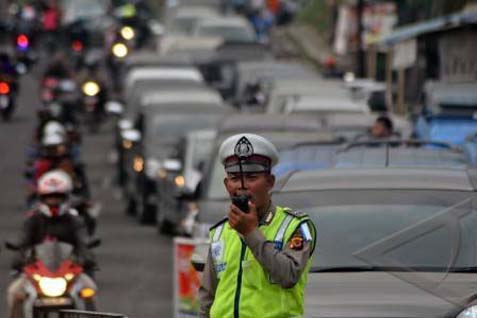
top-left (209, 206), bottom-right (313, 318)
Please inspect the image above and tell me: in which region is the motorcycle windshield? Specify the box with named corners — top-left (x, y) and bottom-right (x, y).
top-left (34, 242), bottom-right (74, 273)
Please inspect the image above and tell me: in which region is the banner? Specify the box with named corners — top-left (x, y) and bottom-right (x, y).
top-left (173, 237), bottom-right (209, 318)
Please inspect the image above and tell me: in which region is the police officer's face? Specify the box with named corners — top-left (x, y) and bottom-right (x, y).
top-left (224, 172), bottom-right (275, 209)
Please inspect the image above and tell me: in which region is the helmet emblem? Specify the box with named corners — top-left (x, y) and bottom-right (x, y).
top-left (234, 136), bottom-right (254, 158)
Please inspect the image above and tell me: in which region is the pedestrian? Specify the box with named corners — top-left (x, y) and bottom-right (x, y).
top-left (199, 133), bottom-right (316, 318)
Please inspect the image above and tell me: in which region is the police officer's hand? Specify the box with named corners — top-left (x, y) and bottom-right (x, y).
top-left (228, 201), bottom-right (258, 236)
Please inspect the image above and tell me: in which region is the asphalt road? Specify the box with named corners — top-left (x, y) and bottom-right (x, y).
top-left (0, 66), bottom-right (173, 317)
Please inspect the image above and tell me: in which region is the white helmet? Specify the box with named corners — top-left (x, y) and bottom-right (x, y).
top-left (42, 132), bottom-right (66, 147)
top-left (38, 170), bottom-right (73, 196)
top-left (37, 170), bottom-right (73, 217)
top-left (43, 121), bottom-right (66, 138)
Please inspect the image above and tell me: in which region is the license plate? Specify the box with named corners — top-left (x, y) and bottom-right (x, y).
top-left (35, 297), bottom-right (72, 307)
top-left (0, 95), bottom-right (9, 108)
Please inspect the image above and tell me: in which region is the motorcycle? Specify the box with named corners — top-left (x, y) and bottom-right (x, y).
top-left (6, 241), bottom-right (99, 318)
top-left (0, 75), bottom-right (17, 121)
top-left (80, 80), bottom-right (105, 133)
top-left (13, 27), bottom-right (37, 74)
top-left (40, 77), bottom-right (79, 125)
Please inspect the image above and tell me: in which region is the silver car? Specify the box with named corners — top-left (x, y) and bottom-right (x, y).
top-left (273, 167), bottom-right (477, 317)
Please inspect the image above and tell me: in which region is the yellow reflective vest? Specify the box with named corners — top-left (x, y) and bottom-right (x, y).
top-left (209, 206), bottom-right (316, 318)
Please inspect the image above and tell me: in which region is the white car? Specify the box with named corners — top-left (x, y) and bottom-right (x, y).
top-left (194, 15), bottom-right (256, 43)
top-left (264, 79), bottom-right (369, 114)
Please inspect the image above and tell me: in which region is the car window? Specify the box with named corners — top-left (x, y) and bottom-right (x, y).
top-left (197, 26), bottom-right (255, 42)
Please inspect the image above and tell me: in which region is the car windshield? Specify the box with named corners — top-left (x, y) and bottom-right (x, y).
top-left (428, 118), bottom-right (477, 145)
top-left (146, 113), bottom-right (223, 145)
top-left (171, 17), bottom-right (199, 35)
top-left (197, 26), bottom-right (254, 42)
top-left (34, 241), bottom-right (74, 273)
top-left (274, 145), bottom-right (340, 177)
top-left (274, 190), bottom-right (477, 271)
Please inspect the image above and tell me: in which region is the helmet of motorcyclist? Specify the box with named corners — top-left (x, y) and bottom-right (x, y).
top-left (37, 170), bottom-right (73, 217)
top-left (41, 128), bottom-right (68, 158)
top-left (43, 121), bottom-right (66, 139)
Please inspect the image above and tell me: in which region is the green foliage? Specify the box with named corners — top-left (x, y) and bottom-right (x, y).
top-left (297, 0), bottom-right (336, 34)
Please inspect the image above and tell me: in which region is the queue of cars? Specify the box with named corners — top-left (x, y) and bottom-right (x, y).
top-left (108, 2), bottom-right (477, 317)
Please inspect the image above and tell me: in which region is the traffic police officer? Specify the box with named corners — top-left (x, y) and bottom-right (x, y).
top-left (199, 133), bottom-right (316, 318)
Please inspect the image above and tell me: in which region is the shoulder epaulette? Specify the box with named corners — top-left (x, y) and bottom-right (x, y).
top-left (209, 217), bottom-right (228, 231)
top-left (283, 208), bottom-right (308, 219)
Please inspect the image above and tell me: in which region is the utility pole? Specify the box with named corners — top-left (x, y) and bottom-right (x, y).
top-left (356, 0), bottom-right (365, 77)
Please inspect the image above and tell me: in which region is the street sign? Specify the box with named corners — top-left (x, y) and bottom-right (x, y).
top-left (59, 310), bottom-right (128, 318)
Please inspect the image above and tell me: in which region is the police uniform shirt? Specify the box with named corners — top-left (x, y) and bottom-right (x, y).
top-left (198, 204), bottom-right (314, 317)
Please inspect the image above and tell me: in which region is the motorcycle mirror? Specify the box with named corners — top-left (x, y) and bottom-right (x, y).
top-left (87, 238), bottom-right (102, 249)
top-left (15, 63), bottom-right (27, 75)
top-left (5, 241), bottom-right (20, 251)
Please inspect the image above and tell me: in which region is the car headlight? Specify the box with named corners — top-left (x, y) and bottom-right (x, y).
top-left (82, 81), bottom-right (100, 97)
top-left (458, 306), bottom-right (477, 318)
top-left (112, 43), bottom-right (128, 58)
top-left (39, 277), bottom-right (67, 297)
top-left (120, 26), bottom-right (135, 40)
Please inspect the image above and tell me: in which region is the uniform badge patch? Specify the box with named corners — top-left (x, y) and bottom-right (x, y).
top-left (211, 241), bottom-right (225, 261)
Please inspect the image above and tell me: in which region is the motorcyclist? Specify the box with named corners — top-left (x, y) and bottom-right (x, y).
top-left (7, 170), bottom-right (96, 318)
top-left (27, 130), bottom-right (90, 207)
top-left (43, 50), bottom-right (74, 80)
top-left (76, 52), bottom-right (109, 115)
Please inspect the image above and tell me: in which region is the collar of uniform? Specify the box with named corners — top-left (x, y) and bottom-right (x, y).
top-left (259, 203), bottom-right (275, 226)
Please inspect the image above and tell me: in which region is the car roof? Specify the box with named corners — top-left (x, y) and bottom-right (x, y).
top-left (276, 168), bottom-right (477, 192)
top-left (197, 15), bottom-right (251, 28)
top-left (125, 67), bottom-right (203, 87)
top-left (125, 53), bottom-right (194, 70)
top-left (140, 88), bottom-right (223, 107)
top-left (334, 141), bottom-right (468, 169)
top-left (175, 6), bottom-right (219, 18)
top-left (217, 114), bottom-right (324, 133)
top-left (286, 95), bottom-right (370, 114)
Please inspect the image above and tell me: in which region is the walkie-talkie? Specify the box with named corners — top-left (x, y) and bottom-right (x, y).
top-left (231, 137), bottom-right (253, 213)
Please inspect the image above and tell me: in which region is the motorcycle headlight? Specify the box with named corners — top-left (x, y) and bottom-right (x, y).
top-left (120, 26), bottom-right (135, 40)
top-left (457, 306), bottom-right (477, 318)
top-left (39, 277), bottom-right (67, 297)
top-left (82, 81), bottom-right (100, 97)
top-left (174, 175), bottom-right (185, 188)
top-left (112, 43), bottom-right (128, 58)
